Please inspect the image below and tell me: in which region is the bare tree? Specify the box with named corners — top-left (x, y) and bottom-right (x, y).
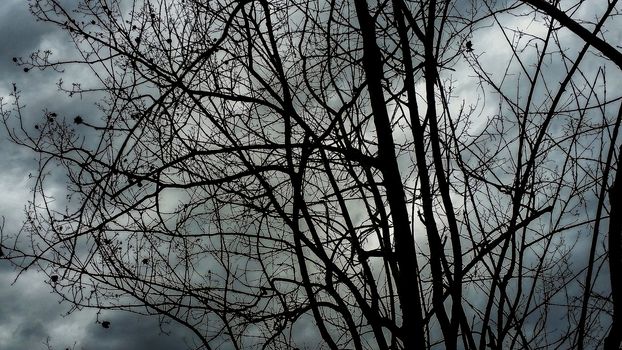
top-left (2, 0), bottom-right (622, 349)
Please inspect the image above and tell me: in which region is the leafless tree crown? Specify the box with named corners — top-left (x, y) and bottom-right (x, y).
top-left (2, 0), bottom-right (622, 349)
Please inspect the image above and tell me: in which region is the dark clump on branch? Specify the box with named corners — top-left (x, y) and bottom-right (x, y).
top-left (465, 40), bottom-right (473, 52)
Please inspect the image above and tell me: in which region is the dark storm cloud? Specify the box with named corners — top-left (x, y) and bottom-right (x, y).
top-left (0, 1), bottom-right (50, 78)
top-left (0, 271), bottom-right (75, 350)
top-left (82, 313), bottom-right (197, 350)
top-left (0, 1), bottom-right (41, 49)
top-left (0, 270), bottom-right (196, 350)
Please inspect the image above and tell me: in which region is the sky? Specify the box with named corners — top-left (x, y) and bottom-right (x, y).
top-left (1, 0), bottom-right (622, 349)
top-left (0, 1), bottom-right (196, 349)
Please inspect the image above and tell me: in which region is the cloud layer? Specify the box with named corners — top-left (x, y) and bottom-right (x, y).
top-left (0, 1), bottom-right (197, 349)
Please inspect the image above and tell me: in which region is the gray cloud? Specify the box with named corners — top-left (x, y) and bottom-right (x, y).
top-left (0, 1), bottom-right (48, 73)
top-left (0, 270), bottom-right (196, 350)
top-left (0, 1), bottom-right (198, 349)
top-left (81, 313), bottom-right (197, 350)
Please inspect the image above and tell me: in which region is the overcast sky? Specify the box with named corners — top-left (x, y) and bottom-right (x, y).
top-left (0, 1), bottom-right (197, 349)
top-left (2, 0), bottom-right (622, 349)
